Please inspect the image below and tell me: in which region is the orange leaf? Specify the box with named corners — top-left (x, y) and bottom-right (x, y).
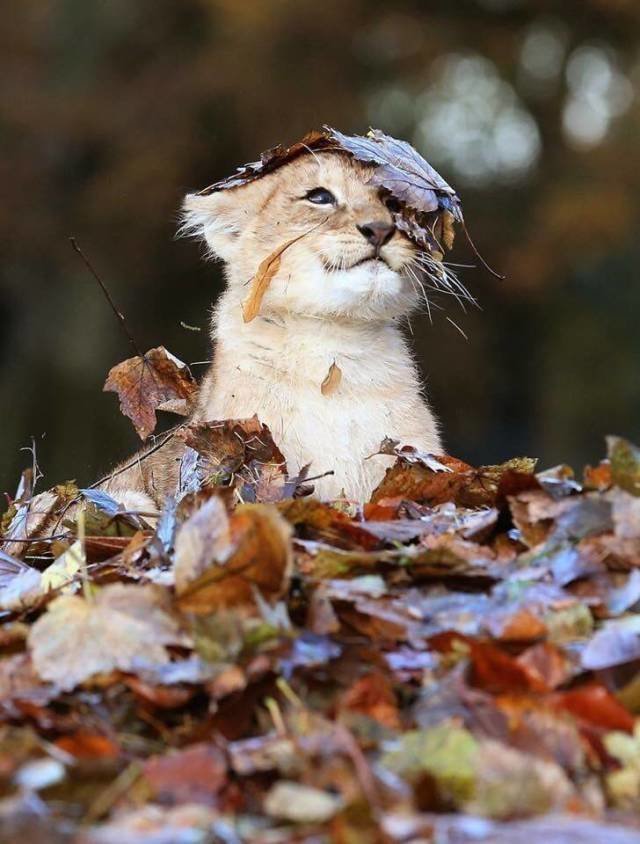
top-left (340, 672), bottom-right (400, 730)
top-left (242, 232), bottom-right (310, 323)
top-left (321, 361), bottom-right (342, 396)
top-left (55, 732), bottom-right (120, 760)
top-left (553, 684), bottom-right (634, 732)
top-left (176, 503), bottom-right (292, 612)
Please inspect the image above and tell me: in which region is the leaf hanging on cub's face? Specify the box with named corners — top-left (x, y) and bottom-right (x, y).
top-left (242, 229), bottom-right (318, 323)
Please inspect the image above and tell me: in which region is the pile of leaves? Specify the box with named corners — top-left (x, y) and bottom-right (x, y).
top-left (3, 349), bottom-right (640, 843)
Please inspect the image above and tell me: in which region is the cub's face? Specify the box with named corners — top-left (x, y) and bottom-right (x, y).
top-left (183, 151), bottom-right (421, 320)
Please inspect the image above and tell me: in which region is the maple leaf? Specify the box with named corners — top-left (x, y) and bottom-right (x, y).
top-left (103, 346), bottom-right (198, 440)
top-left (28, 583), bottom-right (189, 691)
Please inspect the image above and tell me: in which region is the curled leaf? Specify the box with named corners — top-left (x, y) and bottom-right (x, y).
top-left (242, 227), bottom-right (321, 322)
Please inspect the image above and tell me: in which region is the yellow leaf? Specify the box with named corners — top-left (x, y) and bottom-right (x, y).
top-left (41, 540), bottom-right (84, 594)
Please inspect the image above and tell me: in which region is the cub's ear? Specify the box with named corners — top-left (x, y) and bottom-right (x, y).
top-left (180, 189), bottom-right (248, 262)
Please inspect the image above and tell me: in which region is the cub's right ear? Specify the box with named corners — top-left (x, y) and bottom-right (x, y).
top-left (180, 190), bottom-right (246, 262)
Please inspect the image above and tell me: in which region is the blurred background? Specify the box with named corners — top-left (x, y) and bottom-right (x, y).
top-left (2, 0), bottom-right (640, 495)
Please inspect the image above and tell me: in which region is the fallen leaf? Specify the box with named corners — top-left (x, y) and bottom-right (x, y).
top-left (339, 672), bottom-right (401, 730)
top-left (321, 360), bottom-right (342, 396)
top-left (608, 435), bottom-right (640, 496)
top-left (581, 620), bottom-right (640, 670)
top-left (467, 739), bottom-right (576, 819)
top-left (371, 454), bottom-right (537, 509)
top-left (0, 554), bottom-right (42, 611)
top-left (553, 684), bottom-right (634, 732)
top-left (242, 235), bottom-right (301, 322)
top-left (103, 346), bottom-right (198, 440)
top-left (176, 503), bottom-right (292, 612)
top-left (55, 732), bottom-right (120, 760)
top-left (381, 722), bottom-right (479, 805)
top-left (1, 489), bottom-right (66, 558)
top-left (173, 496), bottom-right (232, 593)
top-left (143, 743), bottom-right (227, 806)
top-left (264, 780), bottom-right (343, 823)
top-left (28, 583), bottom-right (189, 691)
top-left (177, 416), bottom-right (289, 501)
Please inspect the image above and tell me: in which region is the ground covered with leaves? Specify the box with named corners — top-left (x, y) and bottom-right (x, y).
top-left (4, 407), bottom-right (640, 842)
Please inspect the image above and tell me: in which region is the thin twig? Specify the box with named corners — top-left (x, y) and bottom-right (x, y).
top-left (69, 237), bottom-right (144, 358)
top-left (89, 425), bottom-right (184, 489)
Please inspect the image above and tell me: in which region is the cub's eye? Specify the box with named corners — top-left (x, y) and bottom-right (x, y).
top-left (303, 187), bottom-right (336, 205)
top-left (384, 196), bottom-right (401, 214)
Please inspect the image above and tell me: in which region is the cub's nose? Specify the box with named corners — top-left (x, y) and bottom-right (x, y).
top-left (356, 220), bottom-right (395, 249)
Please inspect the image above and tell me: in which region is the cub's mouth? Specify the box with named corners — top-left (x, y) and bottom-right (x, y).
top-left (322, 253), bottom-right (391, 272)
top-left (351, 255), bottom-right (388, 269)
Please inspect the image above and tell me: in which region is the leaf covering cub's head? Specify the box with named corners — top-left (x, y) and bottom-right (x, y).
top-left (182, 128), bottom-right (467, 322)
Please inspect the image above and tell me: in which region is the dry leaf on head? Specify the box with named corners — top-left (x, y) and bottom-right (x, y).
top-left (103, 346), bottom-right (198, 440)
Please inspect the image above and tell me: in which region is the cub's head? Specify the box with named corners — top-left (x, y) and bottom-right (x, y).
top-left (183, 151), bottom-right (423, 321)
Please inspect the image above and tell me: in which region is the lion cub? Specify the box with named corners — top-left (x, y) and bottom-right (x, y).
top-left (105, 150), bottom-right (441, 507)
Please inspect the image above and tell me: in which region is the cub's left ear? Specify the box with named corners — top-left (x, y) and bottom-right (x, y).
top-left (180, 189), bottom-right (247, 262)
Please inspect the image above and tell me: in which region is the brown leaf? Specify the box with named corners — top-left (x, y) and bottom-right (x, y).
top-left (176, 503), bottom-right (292, 612)
top-left (485, 608), bottom-right (546, 644)
top-left (241, 235), bottom-right (304, 322)
top-left (55, 732), bottom-right (120, 760)
top-left (1, 488), bottom-right (70, 559)
top-left (197, 126), bottom-right (461, 257)
top-left (242, 247), bottom-right (282, 323)
top-left (178, 416), bottom-right (289, 501)
top-left (371, 454), bottom-right (537, 509)
top-left (340, 672), bottom-right (401, 730)
top-left (553, 684), bottom-right (634, 732)
top-left (584, 459), bottom-right (612, 491)
top-left (196, 129), bottom-right (332, 194)
top-left (0, 654), bottom-right (60, 713)
top-left (321, 361), bottom-right (342, 396)
top-left (103, 346), bottom-right (198, 440)
top-left (143, 743), bottom-right (227, 806)
top-left (516, 643), bottom-right (571, 690)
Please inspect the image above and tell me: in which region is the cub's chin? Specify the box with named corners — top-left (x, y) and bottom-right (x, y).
top-left (324, 259), bottom-right (417, 320)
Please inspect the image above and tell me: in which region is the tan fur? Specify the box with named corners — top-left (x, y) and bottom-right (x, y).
top-left (103, 152), bottom-right (441, 507)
